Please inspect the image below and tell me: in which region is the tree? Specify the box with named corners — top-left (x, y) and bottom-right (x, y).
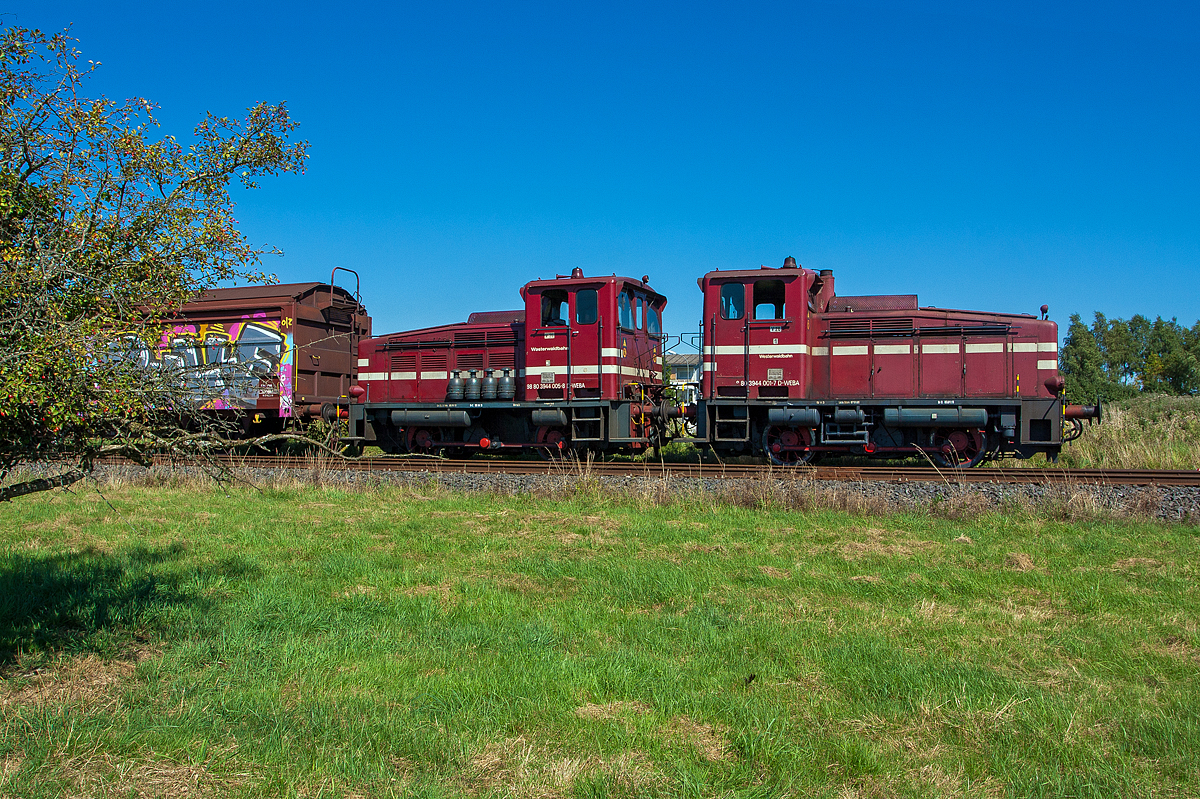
top-left (1141, 317), bottom-right (1198, 395)
top-left (0, 26), bottom-right (308, 499)
top-left (1060, 313), bottom-right (1122, 402)
top-left (1091, 313), bottom-right (1139, 390)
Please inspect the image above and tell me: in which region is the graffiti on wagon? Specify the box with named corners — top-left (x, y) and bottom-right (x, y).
top-left (112, 313), bottom-right (297, 416)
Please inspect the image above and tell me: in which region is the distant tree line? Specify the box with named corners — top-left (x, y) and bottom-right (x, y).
top-left (1060, 313), bottom-right (1200, 401)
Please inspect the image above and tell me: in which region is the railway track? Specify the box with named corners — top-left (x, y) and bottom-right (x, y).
top-left (113, 455), bottom-right (1200, 487)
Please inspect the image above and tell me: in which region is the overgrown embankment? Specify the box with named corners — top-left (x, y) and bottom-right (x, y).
top-left (1056, 394), bottom-right (1200, 469)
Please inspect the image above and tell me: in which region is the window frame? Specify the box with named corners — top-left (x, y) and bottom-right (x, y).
top-left (574, 288), bottom-right (598, 326)
top-left (720, 282), bottom-right (745, 321)
top-left (618, 290), bottom-right (634, 331)
top-left (540, 288), bottom-right (569, 327)
top-left (646, 302), bottom-right (662, 337)
top-left (752, 279), bottom-right (786, 321)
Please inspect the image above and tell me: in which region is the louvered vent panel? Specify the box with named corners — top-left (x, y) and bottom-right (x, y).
top-left (455, 331), bottom-right (487, 346)
top-left (457, 353), bottom-right (484, 370)
top-left (827, 318), bottom-right (915, 338)
top-left (390, 354), bottom-right (416, 371)
top-left (488, 352), bottom-right (516, 369)
top-left (422, 353), bottom-right (449, 370)
top-left (828, 319), bottom-right (872, 336)
top-left (486, 331), bottom-right (518, 346)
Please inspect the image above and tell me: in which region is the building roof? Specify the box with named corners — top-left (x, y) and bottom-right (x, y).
top-left (665, 350), bottom-right (700, 366)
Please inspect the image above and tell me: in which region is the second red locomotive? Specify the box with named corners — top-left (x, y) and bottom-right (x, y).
top-left (693, 257), bottom-right (1098, 465)
top-left (348, 269), bottom-right (676, 455)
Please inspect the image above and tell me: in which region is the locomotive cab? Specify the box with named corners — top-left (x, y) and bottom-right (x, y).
top-left (700, 263), bottom-right (813, 401)
top-left (522, 273), bottom-right (666, 403)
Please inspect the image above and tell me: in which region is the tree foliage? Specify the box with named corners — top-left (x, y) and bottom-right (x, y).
top-left (0, 26), bottom-right (307, 496)
top-left (1061, 311), bottom-right (1200, 401)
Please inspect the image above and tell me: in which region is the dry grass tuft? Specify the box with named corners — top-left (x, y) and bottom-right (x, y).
top-left (465, 735), bottom-right (662, 798)
top-left (1146, 634), bottom-right (1198, 663)
top-left (574, 700), bottom-right (652, 721)
top-left (401, 582), bottom-right (456, 606)
top-left (1, 753), bottom-right (23, 790)
top-left (822, 528), bottom-right (940, 562)
top-left (911, 762), bottom-right (1005, 798)
top-left (913, 599), bottom-right (959, 623)
top-left (2, 649), bottom-right (154, 712)
top-left (54, 751), bottom-right (251, 798)
top-left (1004, 553), bottom-right (1036, 572)
top-left (1112, 557), bottom-right (1162, 571)
top-left (665, 715), bottom-right (732, 762)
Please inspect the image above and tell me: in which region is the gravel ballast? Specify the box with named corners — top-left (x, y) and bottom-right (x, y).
top-left (38, 462), bottom-right (1200, 524)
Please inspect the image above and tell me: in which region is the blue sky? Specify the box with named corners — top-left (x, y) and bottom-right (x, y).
top-left (15, 1), bottom-right (1200, 340)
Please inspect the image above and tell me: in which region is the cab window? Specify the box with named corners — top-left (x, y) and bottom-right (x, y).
top-left (720, 283), bottom-right (744, 320)
top-left (541, 289), bottom-right (568, 326)
top-left (575, 288), bottom-right (598, 325)
top-left (647, 303), bottom-right (662, 336)
top-left (753, 279), bottom-right (785, 320)
top-left (619, 291), bottom-right (633, 330)
top-left (636, 296), bottom-right (643, 330)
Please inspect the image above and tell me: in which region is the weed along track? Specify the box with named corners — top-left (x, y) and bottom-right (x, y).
top-left (88, 454), bottom-right (1200, 522)
top-left (113, 455), bottom-right (1200, 487)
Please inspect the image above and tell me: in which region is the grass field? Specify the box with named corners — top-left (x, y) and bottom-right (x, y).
top-left (1, 479), bottom-right (1198, 798)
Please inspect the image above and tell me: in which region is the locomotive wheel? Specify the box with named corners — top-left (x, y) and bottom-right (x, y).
top-left (535, 426), bottom-right (569, 461)
top-left (406, 427), bottom-right (443, 454)
top-left (762, 426), bottom-right (818, 466)
top-left (931, 428), bottom-right (988, 468)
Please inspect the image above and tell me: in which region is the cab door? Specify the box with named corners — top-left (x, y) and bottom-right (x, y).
top-left (627, 293), bottom-right (661, 384)
top-left (746, 276), bottom-right (800, 399)
top-left (526, 287), bottom-right (571, 400)
top-left (569, 286), bottom-right (601, 399)
top-left (712, 281), bottom-right (748, 396)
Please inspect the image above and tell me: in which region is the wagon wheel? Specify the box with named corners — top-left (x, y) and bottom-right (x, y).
top-left (535, 426), bottom-right (569, 461)
top-left (761, 426), bottom-right (818, 467)
top-left (930, 428), bottom-right (988, 468)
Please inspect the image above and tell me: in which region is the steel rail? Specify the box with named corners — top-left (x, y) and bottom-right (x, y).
top-left (102, 455), bottom-right (1200, 487)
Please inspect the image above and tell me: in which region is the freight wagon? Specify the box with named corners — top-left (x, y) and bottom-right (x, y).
top-left (138, 279), bottom-right (371, 432)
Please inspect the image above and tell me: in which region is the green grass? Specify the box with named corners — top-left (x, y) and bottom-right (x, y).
top-left (1, 481), bottom-right (1198, 797)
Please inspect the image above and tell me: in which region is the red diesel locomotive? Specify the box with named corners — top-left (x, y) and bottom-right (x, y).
top-left (696, 257), bottom-right (1098, 465)
top-left (347, 269), bottom-right (677, 455)
top-left (346, 258), bottom-right (1098, 464)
